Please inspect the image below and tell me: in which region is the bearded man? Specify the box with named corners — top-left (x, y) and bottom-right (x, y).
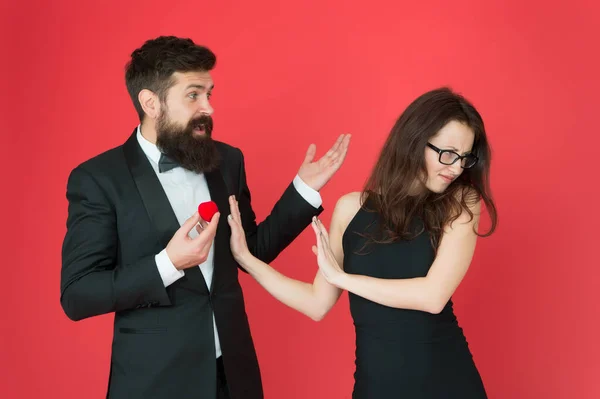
top-left (60, 35), bottom-right (350, 399)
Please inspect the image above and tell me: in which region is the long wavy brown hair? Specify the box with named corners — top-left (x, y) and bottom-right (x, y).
top-left (360, 87), bottom-right (498, 252)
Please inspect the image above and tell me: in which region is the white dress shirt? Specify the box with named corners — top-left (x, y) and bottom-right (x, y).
top-left (135, 126), bottom-right (322, 358)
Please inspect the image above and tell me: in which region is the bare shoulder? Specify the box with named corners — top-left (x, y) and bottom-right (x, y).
top-left (330, 191), bottom-right (364, 233)
top-left (450, 186), bottom-right (482, 229)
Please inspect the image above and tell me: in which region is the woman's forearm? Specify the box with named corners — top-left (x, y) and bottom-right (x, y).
top-left (336, 273), bottom-right (442, 314)
top-left (237, 254), bottom-right (332, 321)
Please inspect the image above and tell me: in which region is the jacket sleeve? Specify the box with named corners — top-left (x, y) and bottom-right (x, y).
top-left (60, 166), bottom-right (171, 321)
top-left (234, 149), bottom-right (324, 265)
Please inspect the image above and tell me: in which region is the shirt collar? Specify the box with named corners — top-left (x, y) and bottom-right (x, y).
top-left (135, 125), bottom-right (162, 165)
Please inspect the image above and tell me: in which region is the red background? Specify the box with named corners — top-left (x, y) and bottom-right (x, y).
top-left (2, 0), bottom-right (599, 398)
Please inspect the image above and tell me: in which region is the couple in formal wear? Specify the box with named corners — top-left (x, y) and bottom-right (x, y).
top-left (60, 35), bottom-right (497, 399)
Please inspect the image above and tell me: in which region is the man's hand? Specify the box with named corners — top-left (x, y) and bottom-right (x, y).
top-left (298, 133), bottom-right (351, 191)
top-left (166, 211), bottom-right (220, 270)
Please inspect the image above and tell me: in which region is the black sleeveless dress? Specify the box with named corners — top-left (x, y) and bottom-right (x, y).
top-left (342, 202), bottom-right (487, 398)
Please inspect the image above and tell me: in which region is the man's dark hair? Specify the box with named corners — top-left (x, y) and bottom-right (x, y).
top-left (125, 36), bottom-right (216, 121)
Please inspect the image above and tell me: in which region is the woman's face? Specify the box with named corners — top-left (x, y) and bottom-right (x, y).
top-left (422, 120), bottom-right (475, 193)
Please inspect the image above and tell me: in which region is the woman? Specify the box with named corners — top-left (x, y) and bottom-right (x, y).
top-left (226, 87), bottom-right (497, 398)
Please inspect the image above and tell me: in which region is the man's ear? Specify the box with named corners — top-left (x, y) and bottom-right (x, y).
top-left (139, 89), bottom-right (161, 120)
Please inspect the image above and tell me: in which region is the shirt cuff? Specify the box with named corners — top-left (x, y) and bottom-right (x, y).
top-left (292, 174), bottom-right (322, 209)
top-left (155, 249), bottom-right (185, 287)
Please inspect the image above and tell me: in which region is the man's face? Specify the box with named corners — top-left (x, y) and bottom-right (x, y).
top-left (155, 71), bottom-right (220, 173)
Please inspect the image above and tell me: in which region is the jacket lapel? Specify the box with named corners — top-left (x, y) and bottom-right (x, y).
top-left (123, 130), bottom-right (209, 295)
top-left (204, 168), bottom-right (233, 292)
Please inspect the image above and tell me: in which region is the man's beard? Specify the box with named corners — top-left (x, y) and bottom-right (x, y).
top-left (156, 112), bottom-right (220, 174)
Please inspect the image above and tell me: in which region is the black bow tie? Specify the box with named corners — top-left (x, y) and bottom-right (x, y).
top-left (158, 154), bottom-right (180, 173)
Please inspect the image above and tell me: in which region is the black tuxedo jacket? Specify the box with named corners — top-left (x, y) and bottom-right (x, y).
top-left (60, 130), bottom-right (322, 399)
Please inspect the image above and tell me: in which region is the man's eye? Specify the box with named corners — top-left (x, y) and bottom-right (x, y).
top-left (188, 93), bottom-right (197, 99)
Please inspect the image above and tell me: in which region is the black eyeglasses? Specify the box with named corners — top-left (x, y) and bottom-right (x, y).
top-left (426, 143), bottom-right (478, 169)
